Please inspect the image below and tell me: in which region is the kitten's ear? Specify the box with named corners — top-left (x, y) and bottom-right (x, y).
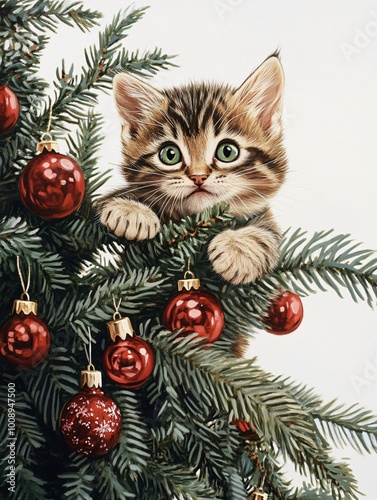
top-left (234, 56), bottom-right (284, 136)
top-left (113, 72), bottom-right (164, 137)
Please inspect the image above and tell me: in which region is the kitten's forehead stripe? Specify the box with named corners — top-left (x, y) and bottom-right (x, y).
top-left (164, 84), bottom-right (229, 138)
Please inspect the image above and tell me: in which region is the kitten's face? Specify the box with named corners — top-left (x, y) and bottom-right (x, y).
top-left (114, 56), bottom-right (287, 221)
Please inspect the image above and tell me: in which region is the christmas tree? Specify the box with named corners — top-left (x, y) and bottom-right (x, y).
top-left (1, 2), bottom-right (377, 499)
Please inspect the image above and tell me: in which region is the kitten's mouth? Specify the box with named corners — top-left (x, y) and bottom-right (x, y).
top-left (187, 187), bottom-right (212, 198)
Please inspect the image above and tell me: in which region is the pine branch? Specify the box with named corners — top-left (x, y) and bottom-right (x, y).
top-left (147, 461), bottom-right (220, 499)
top-left (97, 461), bottom-right (137, 500)
top-left (119, 47), bottom-right (177, 77)
top-left (109, 390), bottom-right (151, 473)
top-left (0, 218), bottom-right (72, 319)
top-left (49, 7), bottom-right (174, 130)
top-left (225, 467), bottom-right (249, 500)
top-left (14, 394), bottom-right (46, 456)
top-left (14, 465), bottom-right (47, 500)
top-left (151, 330), bottom-right (317, 455)
top-left (149, 328), bottom-right (366, 497)
top-left (240, 446), bottom-right (296, 499)
top-left (0, 0), bottom-right (101, 34)
top-left (313, 400), bottom-right (377, 454)
top-left (22, 349), bottom-right (79, 433)
top-left (59, 455), bottom-right (96, 500)
top-left (273, 229), bottom-right (377, 307)
top-left (294, 482), bottom-right (334, 499)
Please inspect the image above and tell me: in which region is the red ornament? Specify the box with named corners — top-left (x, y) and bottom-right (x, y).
top-left (103, 315), bottom-right (154, 389)
top-left (60, 368), bottom-right (122, 456)
top-left (264, 291), bottom-right (304, 335)
top-left (19, 136), bottom-right (85, 219)
top-left (162, 269), bottom-right (224, 343)
top-left (232, 420), bottom-right (260, 441)
top-left (0, 85), bottom-right (19, 134)
top-left (0, 298), bottom-right (50, 368)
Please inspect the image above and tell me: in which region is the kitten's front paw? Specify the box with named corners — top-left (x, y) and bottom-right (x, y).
top-left (208, 228), bottom-right (279, 284)
top-left (100, 198), bottom-right (160, 241)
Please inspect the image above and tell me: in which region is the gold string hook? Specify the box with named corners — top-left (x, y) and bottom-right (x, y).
top-left (46, 102), bottom-right (53, 134)
top-left (260, 473), bottom-right (266, 489)
top-left (184, 257), bottom-right (195, 280)
top-left (112, 294), bottom-right (122, 321)
top-left (16, 256), bottom-right (31, 301)
top-left (86, 327), bottom-right (94, 371)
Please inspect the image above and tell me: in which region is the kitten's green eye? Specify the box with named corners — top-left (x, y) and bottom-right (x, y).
top-left (215, 142), bottom-right (240, 163)
top-left (159, 144), bottom-right (182, 166)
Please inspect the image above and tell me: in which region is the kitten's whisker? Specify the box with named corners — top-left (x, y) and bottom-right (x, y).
top-left (216, 183), bottom-right (252, 213)
top-left (122, 166), bottom-right (164, 178)
top-left (175, 185), bottom-right (188, 218)
top-left (157, 192), bottom-right (177, 219)
top-left (124, 180), bottom-right (164, 187)
top-left (235, 183), bottom-right (283, 212)
top-left (124, 162), bottom-right (169, 179)
top-left (142, 188), bottom-right (170, 213)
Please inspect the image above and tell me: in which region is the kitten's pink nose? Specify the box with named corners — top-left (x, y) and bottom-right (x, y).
top-left (190, 174), bottom-right (208, 186)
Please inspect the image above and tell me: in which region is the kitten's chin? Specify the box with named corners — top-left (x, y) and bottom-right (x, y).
top-left (182, 192), bottom-right (217, 214)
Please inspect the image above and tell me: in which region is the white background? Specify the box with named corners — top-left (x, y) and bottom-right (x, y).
top-left (40, 0), bottom-right (377, 496)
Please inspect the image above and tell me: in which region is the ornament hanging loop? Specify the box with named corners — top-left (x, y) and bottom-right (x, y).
top-left (184, 269), bottom-right (195, 280)
top-left (46, 103), bottom-right (53, 134)
top-left (107, 295), bottom-right (134, 341)
top-left (112, 295), bottom-right (122, 321)
top-left (184, 257), bottom-right (196, 279)
top-left (20, 291), bottom-right (30, 301)
top-left (37, 105), bottom-right (59, 153)
top-left (40, 131), bottom-right (53, 143)
top-left (16, 256), bottom-right (31, 300)
top-left (178, 257), bottom-right (201, 291)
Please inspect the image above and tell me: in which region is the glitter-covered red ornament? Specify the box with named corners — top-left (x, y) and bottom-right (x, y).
top-left (0, 297), bottom-right (50, 368)
top-left (103, 314), bottom-right (155, 389)
top-left (60, 367), bottom-right (122, 456)
top-left (19, 134), bottom-right (85, 219)
top-left (162, 269), bottom-right (224, 343)
top-left (0, 85), bottom-right (19, 134)
top-left (264, 291), bottom-right (304, 335)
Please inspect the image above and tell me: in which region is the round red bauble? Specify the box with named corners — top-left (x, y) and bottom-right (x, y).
top-left (19, 149), bottom-right (85, 219)
top-left (0, 85), bottom-right (19, 134)
top-left (60, 385), bottom-right (122, 456)
top-left (232, 420), bottom-right (260, 441)
top-left (162, 288), bottom-right (224, 343)
top-left (0, 312), bottom-right (50, 368)
top-left (103, 336), bottom-right (155, 389)
top-left (264, 291), bottom-right (304, 335)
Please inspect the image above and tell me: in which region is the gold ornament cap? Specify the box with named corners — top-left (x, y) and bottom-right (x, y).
top-left (12, 298), bottom-right (38, 315)
top-left (178, 270), bottom-right (201, 292)
top-left (36, 132), bottom-right (59, 154)
top-left (80, 365), bottom-right (102, 388)
top-left (107, 315), bottom-right (134, 342)
top-left (250, 488), bottom-right (268, 500)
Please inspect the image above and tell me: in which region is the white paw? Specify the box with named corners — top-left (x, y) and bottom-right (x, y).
top-left (208, 227), bottom-right (279, 284)
top-left (100, 198), bottom-right (160, 241)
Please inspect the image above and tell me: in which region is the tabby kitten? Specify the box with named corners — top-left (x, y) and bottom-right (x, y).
top-left (100, 55), bottom-right (287, 285)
